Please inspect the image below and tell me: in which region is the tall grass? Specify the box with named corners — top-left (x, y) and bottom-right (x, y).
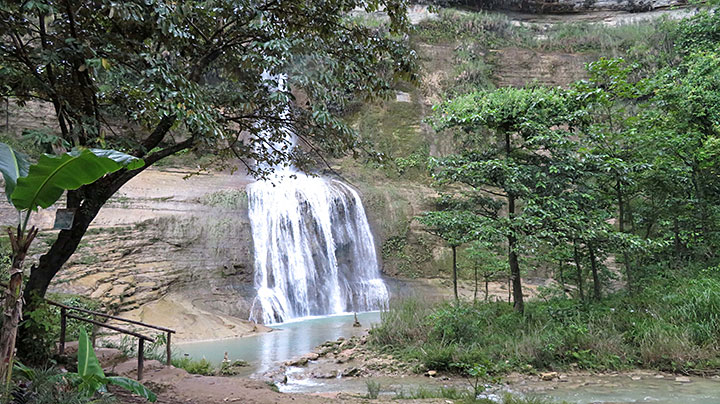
top-left (414, 9), bottom-right (534, 47)
top-left (370, 297), bottom-right (433, 346)
top-left (369, 275), bottom-right (720, 374)
top-left (539, 22), bottom-right (662, 53)
top-left (365, 380), bottom-right (382, 399)
top-left (393, 388), bottom-right (560, 404)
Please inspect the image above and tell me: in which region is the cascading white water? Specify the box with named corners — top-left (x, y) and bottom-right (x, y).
top-left (247, 172), bottom-right (389, 324)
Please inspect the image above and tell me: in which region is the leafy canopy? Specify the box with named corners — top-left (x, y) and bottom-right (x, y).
top-left (12, 148), bottom-right (144, 212)
top-left (0, 0), bottom-right (417, 175)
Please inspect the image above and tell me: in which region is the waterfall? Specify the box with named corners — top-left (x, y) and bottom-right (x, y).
top-left (247, 172), bottom-right (389, 324)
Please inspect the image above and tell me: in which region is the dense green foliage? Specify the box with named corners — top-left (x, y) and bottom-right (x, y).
top-left (8, 365), bottom-right (116, 404)
top-left (418, 9), bottom-right (720, 307)
top-left (0, 0), bottom-right (416, 173)
top-left (73, 329), bottom-right (156, 401)
top-left (21, 294), bottom-right (103, 368)
top-left (370, 8), bottom-right (720, 380)
top-left (370, 270), bottom-right (720, 374)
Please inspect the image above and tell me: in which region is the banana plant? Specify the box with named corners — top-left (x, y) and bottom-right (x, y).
top-left (0, 144), bottom-right (144, 386)
top-left (70, 329), bottom-right (156, 401)
top-left (12, 329), bottom-right (156, 402)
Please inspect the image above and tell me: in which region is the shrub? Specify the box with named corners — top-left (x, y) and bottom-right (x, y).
top-left (369, 297), bottom-right (433, 346)
top-left (371, 271), bottom-right (720, 375)
top-left (365, 380), bottom-right (381, 399)
top-left (20, 293), bottom-right (103, 366)
top-left (171, 357), bottom-right (215, 376)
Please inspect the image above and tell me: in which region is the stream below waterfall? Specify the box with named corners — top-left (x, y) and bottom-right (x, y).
top-left (177, 311), bottom-right (381, 376)
top-left (177, 313), bottom-right (720, 403)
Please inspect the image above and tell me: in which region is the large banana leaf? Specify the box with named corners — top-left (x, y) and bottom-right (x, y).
top-left (11, 148), bottom-right (144, 211)
top-left (77, 329), bottom-right (157, 402)
top-left (77, 328), bottom-right (105, 379)
top-left (0, 142), bottom-right (30, 203)
top-left (107, 376), bottom-right (158, 402)
top-left (77, 328), bottom-right (106, 397)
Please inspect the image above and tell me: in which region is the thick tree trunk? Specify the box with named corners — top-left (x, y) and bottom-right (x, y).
top-left (508, 196), bottom-right (523, 313)
top-left (18, 184), bottom-right (114, 363)
top-left (484, 278), bottom-right (489, 302)
top-left (588, 242), bottom-right (601, 301)
top-left (504, 132), bottom-right (523, 314)
top-left (573, 241), bottom-right (584, 301)
top-left (451, 245), bottom-right (458, 302)
top-left (0, 227), bottom-right (37, 385)
top-left (21, 135), bottom-right (191, 305)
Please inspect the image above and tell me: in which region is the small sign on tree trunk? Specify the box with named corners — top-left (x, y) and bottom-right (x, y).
top-left (53, 208), bottom-right (75, 230)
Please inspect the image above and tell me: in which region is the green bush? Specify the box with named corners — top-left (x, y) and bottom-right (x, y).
top-left (369, 297), bottom-right (433, 346)
top-left (370, 272), bottom-right (720, 374)
top-left (20, 293), bottom-right (103, 366)
top-left (413, 9), bottom-right (532, 47)
top-left (674, 10), bottom-right (720, 54)
top-left (171, 357), bottom-right (215, 376)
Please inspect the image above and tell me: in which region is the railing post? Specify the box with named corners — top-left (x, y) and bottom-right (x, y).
top-left (91, 318), bottom-right (97, 347)
top-left (138, 339), bottom-right (144, 380)
top-left (59, 307), bottom-right (66, 355)
top-left (166, 332), bottom-right (172, 366)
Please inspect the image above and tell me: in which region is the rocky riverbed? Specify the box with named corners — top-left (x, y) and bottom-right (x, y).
top-left (260, 334), bottom-right (720, 403)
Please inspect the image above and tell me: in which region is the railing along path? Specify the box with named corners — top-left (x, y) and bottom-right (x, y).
top-left (46, 299), bottom-right (175, 380)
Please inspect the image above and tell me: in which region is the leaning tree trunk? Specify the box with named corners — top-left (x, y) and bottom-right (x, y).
top-left (18, 180), bottom-right (122, 364)
top-left (18, 136), bottom-right (193, 364)
top-left (0, 226), bottom-right (38, 385)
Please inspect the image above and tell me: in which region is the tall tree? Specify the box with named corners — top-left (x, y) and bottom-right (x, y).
top-left (0, 0), bottom-right (415, 361)
top-left (645, 50), bottom-right (720, 262)
top-left (462, 241), bottom-right (505, 302)
top-left (418, 209), bottom-right (479, 301)
top-left (430, 87), bottom-right (580, 313)
top-left (572, 57), bottom-right (651, 290)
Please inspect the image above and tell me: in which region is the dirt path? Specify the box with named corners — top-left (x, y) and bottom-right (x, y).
top-left (99, 349), bottom-right (334, 404)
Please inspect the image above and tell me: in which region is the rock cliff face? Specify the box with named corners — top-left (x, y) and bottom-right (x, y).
top-left (1, 167), bottom-right (265, 340)
top-left (5, 164), bottom-right (439, 340)
top-left (471, 0), bottom-right (684, 13)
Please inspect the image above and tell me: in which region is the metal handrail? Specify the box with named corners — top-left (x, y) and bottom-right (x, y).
top-left (47, 299), bottom-right (176, 333)
top-left (47, 300), bottom-right (176, 380)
